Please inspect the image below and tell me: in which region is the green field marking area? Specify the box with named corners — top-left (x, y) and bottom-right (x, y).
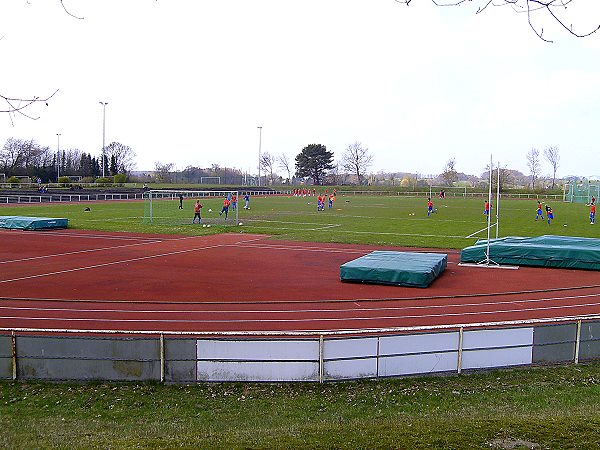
top-left (0, 194), bottom-right (596, 249)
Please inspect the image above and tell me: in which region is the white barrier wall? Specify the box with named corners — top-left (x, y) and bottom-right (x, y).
top-left (0, 323), bottom-right (573, 383)
top-left (195, 328), bottom-right (535, 381)
top-left (324, 337), bottom-right (378, 379)
top-left (379, 332), bottom-right (459, 377)
top-left (461, 328), bottom-right (534, 370)
top-left (197, 339), bottom-right (319, 381)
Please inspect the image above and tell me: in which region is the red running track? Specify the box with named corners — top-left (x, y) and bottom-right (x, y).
top-left (1, 229), bottom-right (599, 334)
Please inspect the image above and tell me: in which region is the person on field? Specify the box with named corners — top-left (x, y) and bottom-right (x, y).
top-left (219, 197), bottom-right (231, 219)
top-left (427, 198), bottom-right (434, 217)
top-left (192, 200), bottom-right (202, 224)
top-left (484, 200), bottom-right (490, 218)
top-left (243, 193), bottom-right (250, 209)
top-left (179, 193), bottom-right (184, 210)
top-left (231, 194), bottom-right (237, 210)
top-left (535, 201), bottom-right (544, 221)
top-left (591, 203), bottom-right (596, 225)
top-left (546, 205), bottom-right (554, 225)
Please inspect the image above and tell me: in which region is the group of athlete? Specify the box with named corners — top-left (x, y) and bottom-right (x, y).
top-left (293, 187), bottom-right (337, 198)
top-left (186, 189), bottom-right (596, 226)
top-left (534, 201), bottom-right (555, 225)
top-left (426, 195), bottom-right (595, 225)
top-left (185, 193), bottom-right (251, 224)
top-left (292, 187), bottom-right (337, 212)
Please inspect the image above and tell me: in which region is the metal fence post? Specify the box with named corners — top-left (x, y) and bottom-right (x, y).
top-left (575, 320), bottom-right (582, 365)
top-left (11, 331), bottom-right (17, 381)
top-left (319, 334), bottom-right (324, 383)
top-left (160, 333), bottom-right (165, 383)
top-left (457, 327), bottom-right (464, 374)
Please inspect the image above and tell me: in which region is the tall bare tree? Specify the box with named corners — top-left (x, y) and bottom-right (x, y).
top-left (441, 158), bottom-right (458, 186)
top-left (105, 142), bottom-right (137, 174)
top-left (526, 148), bottom-right (541, 189)
top-left (277, 154), bottom-right (292, 184)
top-left (154, 162), bottom-right (175, 183)
top-left (395, 0), bottom-right (600, 43)
top-left (260, 152), bottom-right (277, 185)
top-left (341, 142), bottom-right (373, 185)
top-left (543, 146), bottom-right (560, 189)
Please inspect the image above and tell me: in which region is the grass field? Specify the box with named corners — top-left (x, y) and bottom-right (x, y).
top-left (1, 194), bottom-right (596, 248)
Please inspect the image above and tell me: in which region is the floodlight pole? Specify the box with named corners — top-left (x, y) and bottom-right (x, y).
top-left (257, 126), bottom-right (262, 187)
top-left (485, 155), bottom-right (493, 264)
top-left (99, 101), bottom-right (108, 178)
top-left (56, 133), bottom-right (61, 182)
top-left (496, 162), bottom-right (501, 239)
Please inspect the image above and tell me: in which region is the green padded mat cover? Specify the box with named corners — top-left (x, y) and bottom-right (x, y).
top-left (340, 251), bottom-right (448, 288)
top-left (460, 235), bottom-right (600, 270)
top-left (0, 216), bottom-right (68, 230)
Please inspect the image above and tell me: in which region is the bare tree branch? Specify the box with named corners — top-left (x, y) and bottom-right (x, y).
top-left (1, 0), bottom-right (82, 122)
top-left (0, 90), bottom-right (60, 124)
top-left (395, 0), bottom-right (600, 42)
top-left (60, 0), bottom-right (84, 20)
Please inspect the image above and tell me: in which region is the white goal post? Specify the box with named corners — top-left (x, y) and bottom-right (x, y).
top-left (429, 185), bottom-right (467, 198)
top-left (199, 176), bottom-right (221, 185)
top-left (143, 189), bottom-right (240, 226)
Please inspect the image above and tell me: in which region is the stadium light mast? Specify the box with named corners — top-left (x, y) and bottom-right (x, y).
top-left (99, 101), bottom-right (108, 178)
top-left (257, 126), bottom-right (262, 187)
top-left (56, 133), bottom-right (61, 182)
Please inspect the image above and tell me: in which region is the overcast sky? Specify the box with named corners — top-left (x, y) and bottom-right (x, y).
top-left (1, 0), bottom-right (599, 178)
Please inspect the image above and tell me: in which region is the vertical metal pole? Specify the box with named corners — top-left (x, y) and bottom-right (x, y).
top-left (11, 331), bottom-right (17, 381)
top-left (457, 327), bottom-right (464, 374)
top-left (575, 320), bottom-right (582, 365)
top-left (496, 162), bottom-right (500, 239)
top-left (319, 334), bottom-right (324, 383)
top-left (100, 102), bottom-right (108, 178)
top-left (160, 333), bottom-right (165, 383)
top-left (485, 155), bottom-right (493, 264)
top-left (56, 133), bottom-right (61, 182)
top-left (257, 126), bottom-right (262, 187)
top-left (376, 336), bottom-right (380, 379)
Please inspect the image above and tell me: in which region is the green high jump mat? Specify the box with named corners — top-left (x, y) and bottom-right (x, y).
top-left (460, 235), bottom-right (600, 270)
top-left (340, 251), bottom-right (448, 288)
top-left (0, 216), bottom-right (68, 230)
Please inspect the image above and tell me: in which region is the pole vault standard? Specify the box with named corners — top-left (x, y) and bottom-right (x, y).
top-left (460, 155), bottom-right (518, 270)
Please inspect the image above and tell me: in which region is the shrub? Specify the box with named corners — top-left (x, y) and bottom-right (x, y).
top-left (95, 177), bottom-right (113, 185)
top-left (58, 176), bottom-right (72, 187)
top-left (7, 176), bottom-right (20, 185)
top-left (113, 174), bottom-right (127, 184)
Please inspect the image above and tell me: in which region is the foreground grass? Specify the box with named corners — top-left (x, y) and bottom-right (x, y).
top-left (2, 362), bottom-right (600, 449)
top-left (1, 194), bottom-right (596, 248)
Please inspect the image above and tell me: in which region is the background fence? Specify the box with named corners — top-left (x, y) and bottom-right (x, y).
top-left (2, 317), bottom-right (600, 383)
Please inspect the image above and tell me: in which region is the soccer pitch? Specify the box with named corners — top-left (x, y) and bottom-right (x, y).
top-left (1, 194), bottom-right (595, 249)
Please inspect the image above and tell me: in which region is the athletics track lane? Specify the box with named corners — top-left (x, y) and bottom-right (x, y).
top-left (1, 229), bottom-right (599, 333)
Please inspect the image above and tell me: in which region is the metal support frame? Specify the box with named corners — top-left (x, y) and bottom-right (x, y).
top-left (457, 327), bottom-right (464, 374)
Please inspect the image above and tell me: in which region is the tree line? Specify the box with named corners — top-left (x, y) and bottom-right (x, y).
top-left (257, 142), bottom-right (374, 186)
top-left (0, 138), bottom-right (136, 182)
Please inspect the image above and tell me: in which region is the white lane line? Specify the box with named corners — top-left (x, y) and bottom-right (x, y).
top-left (3, 297), bottom-right (600, 325)
top-left (0, 240), bottom-right (164, 264)
top-left (2, 292), bottom-right (598, 315)
top-left (0, 234), bottom-right (271, 284)
top-left (0, 243), bottom-right (224, 284)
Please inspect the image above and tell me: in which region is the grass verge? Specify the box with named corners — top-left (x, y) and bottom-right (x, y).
top-left (2, 362), bottom-right (600, 449)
